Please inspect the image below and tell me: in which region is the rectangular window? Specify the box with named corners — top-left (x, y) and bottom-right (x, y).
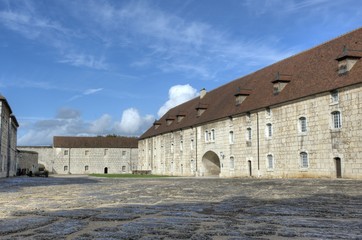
top-left (180, 140), bottom-right (183, 151)
top-left (205, 131), bottom-right (209, 142)
top-left (230, 157), bottom-right (235, 169)
top-left (122, 150), bottom-right (126, 156)
top-left (64, 150), bottom-right (69, 155)
top-left (229, 131), bottom-right (234, 144)
top-left (300, 152), bottom-right (309, 168)
top-left (64, 166), bottom-right (68, 171)
top-left (190, 139), bottom-right (194, 150)
top-left (332, 111), bottom-right (342, 129)
top-left (267, 154), bottom-right (273, 169)
top-left (85, 165), bottom-right (89, 171)
top-left (247, 128), bottom-right (252, 141)
top-left (104, 149), bottom-right (108, 156)
top-left (266, 123), bottom-right (273, 138)
top-left (299, 117), bottom-right (307, 133)
top-left (85, 150), bottom-right (89, 156)
top-left (331, 90), bottom-right (339, 103)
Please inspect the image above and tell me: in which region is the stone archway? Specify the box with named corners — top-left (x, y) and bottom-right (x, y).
top-left (202, 151), bottom-right (221, 176)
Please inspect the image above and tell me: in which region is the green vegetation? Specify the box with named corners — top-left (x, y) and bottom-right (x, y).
top-left (89, 173), bottom-right (172, 178)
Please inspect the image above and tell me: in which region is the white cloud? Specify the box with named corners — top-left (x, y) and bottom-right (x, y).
top-left (157, 84), bottom-right (198, 118)
top-left (83, 88), bottom-right (103, 95)
top-left (17, 107), bottom-right (155, 145)
top-left (115, 108), bottom-right (154, 135)
top-left (68, 88), bottom-right (104, 102)
top-left (89, 114), bottom-right (113, 134)
top-left (59, 53), bottom-right (108, 70)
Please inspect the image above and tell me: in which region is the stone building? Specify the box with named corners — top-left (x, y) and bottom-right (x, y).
top-left (17, 150), bottom-right (39, 175)
top-left (0, 96), bottom-right (19, 178)
top-left (19, 136), bottom-right (138, 175)
top-left (138, 28), bottom-right (362, 179)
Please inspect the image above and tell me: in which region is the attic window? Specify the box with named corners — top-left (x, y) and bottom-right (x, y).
top-left (234, 88), bottom-right (251, 105)
top-left (272, 72), bottom-right (292, 95)
top-left (335, 46), bottom-right (362, 76)
top-left (176, 112), bottom-right (186, 122)
top-left (166, 117), bottom-right (175, 126)
top-left (153, 121), bottom-right (161, 129)
top-left (195, 103), bottom-right (208, 117)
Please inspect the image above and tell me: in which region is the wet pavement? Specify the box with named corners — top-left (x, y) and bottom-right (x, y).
top-left (0, 175), bottom-right (361, 239)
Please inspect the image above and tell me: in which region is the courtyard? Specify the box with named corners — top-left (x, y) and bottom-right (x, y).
top-left (0, 176), bottom-right (361, 239)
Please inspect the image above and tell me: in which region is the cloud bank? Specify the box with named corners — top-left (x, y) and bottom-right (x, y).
top-left (18, 84), bottom-right (196, 146)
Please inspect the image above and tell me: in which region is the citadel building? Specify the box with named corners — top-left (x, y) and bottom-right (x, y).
top-left (138, 28), bottom-right (362, 179)
top-left (0, 96), bottom-right (19, 178)
top-left (18, 136), bottom-right (138, 175)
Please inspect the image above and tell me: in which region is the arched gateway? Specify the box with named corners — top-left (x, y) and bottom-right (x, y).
top-left (201, 151), bottom-right (221, 176)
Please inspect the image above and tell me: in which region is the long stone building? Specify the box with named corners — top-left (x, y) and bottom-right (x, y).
top-left (138, 28), bottom-right (362, 179)
top-left (0, 96), bottom-right (19, 178)
top-left (19, 136), bottom-right (138, 175)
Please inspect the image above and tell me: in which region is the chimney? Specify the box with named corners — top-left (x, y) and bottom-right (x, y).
top-left (200, 88), bottom-right (206, 99)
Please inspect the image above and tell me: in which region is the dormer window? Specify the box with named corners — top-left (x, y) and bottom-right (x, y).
top-left (272, 72), bottom-right (292, 95)
top-left (196, 103), bottom-right (208, 117)
top-left (165, 116), bottom-right (175, 126)
top-left (335, 46), bottom-right (361, 75)
top-left (234, 88), bottom-right (251, 105)
top-left (153, 121), bottom-right (161, 129)
top-left (176, 112), bottom-right (186, 122)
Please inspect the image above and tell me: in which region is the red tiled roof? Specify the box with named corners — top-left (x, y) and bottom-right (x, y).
top-left (140, 27), bottom-right (362, 139)
top-left (53, 136), bottom-right (138, 148)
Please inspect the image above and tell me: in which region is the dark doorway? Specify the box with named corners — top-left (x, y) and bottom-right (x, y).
top-left (104, 167), bottom-right (108, 174)
top-left (248, 160), bottom-right (252, 177)
top-left (335, 158), bottom-right (342, 178)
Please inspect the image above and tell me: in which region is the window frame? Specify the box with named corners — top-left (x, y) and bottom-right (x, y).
top-left (266, 123), bottom-right (273, 138)
top-left (229, 156), bottom-right (235, 170)
top-left (331, 111), bottom-right (342, 129)
top-left (300, 152), bottom-right (309, 168)
top-left (330, 90), bottom-right (339, 104)
top-left (299, 116), bottom-right (307, 133)
top-left (229, 130), bottom-right (234, 144)
top-left (246, 127), bottom-right (252, 141)
top-left (267, 154), bottom-right (274, 170)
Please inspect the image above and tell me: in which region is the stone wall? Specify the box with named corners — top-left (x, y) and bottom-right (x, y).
top-left (53, 147), bottom-right (138, 174)
top-left (138, 83), bottom-right (362, 179)
top-left (17, 147), bottom-right (53, 172)
top-left (18, 146), bottom-right (138, 175)
top-left (17, 150), bottom-right (39, 174)
top-left (0, 101), bottom-right (17, 178)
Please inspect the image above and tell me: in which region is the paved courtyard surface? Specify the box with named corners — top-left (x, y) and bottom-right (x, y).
top-left (0, 176), bottom-right (361, 240)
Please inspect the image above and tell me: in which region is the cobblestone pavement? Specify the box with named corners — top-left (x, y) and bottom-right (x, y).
top-left (0, 176), bottom-right (361, 239)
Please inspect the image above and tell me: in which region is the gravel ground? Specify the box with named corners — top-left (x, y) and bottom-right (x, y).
top-left (0, 175), bottom-right (361, 239)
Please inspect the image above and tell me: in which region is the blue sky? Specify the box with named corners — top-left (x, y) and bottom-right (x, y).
top-left (0, 0), bottom-right (361, 146)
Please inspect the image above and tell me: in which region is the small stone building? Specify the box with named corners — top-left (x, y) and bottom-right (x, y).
top-left (0, 96), bottom-right (19, 178)
top-left (19, 136), bottom-right (139, 175)
top-left (17, 150), bottom-right (39, 175)
top-left (138, 28), bottom-right (362, 179)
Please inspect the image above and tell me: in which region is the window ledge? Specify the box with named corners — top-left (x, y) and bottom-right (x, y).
top-left (329, 102), bottom-right (339, 106)
top-left (330, 128), bottom-right (341, 133)
top-left (299, 168), bottom-right (309, 172)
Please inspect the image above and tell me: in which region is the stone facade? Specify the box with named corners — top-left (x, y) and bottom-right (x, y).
top-left (19, 136), bottom-right (139, 175)
top-left (138, 28), bottom-right (362, 179)
top-left (17, 150), bottom-right (39, 175)
top-left (0, 96), bottom-right (19, 178)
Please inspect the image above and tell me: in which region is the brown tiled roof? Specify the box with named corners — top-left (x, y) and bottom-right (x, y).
top-left (141, 27), bottom-right (362, 139)
top-left (53, 136), bottom-right (138, 148)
